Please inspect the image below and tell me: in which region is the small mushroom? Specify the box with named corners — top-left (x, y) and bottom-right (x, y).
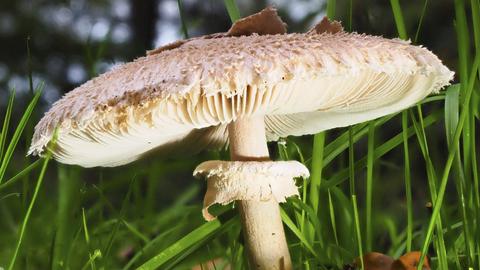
top-left (29, 7), bottom-right (453, 270)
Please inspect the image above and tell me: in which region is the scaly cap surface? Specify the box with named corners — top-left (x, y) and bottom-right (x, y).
top-left (29, 7), bottom-right (454, 167)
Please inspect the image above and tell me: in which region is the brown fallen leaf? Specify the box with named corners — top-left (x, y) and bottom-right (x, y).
top-left (349, 251), bottom-right (430, 270)
top-left (353, 252), bottom-right (395, 270)
top-left (391, 252), bottom-right (430, 270)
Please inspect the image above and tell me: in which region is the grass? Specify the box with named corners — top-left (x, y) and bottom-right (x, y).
top-left (0, 0), bottom-right (479, 269)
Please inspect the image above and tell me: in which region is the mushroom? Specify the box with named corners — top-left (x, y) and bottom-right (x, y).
top-left (29, 7), bottom-right (453, 270)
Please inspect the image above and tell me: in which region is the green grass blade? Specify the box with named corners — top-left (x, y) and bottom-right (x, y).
top-left (0, 90), bottom-right (15, 161)
top-left (414, 0), bottom-right (429, 43)
top-left (82, 208), bottom-right (99, 270)
top-left (103, 177), bottom-right (136, 260)
top-left (472, 0), bottom-right (480, 51)
top-left (445, 85), bottom-right (472, 266)
top-left (291, 198), bottom-right (324, 246)
top-left (280, 208), bottom-right (318, 257)
top-left (348, 127), bottom-right (355, 195)
top-left (26, 37), bottom-right (34, 94)
top-left (0, 84), bottom-right (43, 184)
top-left (389, 1), bottom-right (448, 264)
top-left (0, 159), bottom-right (41, 192)
top-left (81, 250), bottom-right (102, 270)
top-left (323, 122), bottom-right (369, 167)
top-left (390, 0), bottom-right (408, 39)
top-left (137, 216), bottom-right (237, 270)
top-left (328, 189), bottom-right (339, 246)
top-left (402, 112), bottom-right (413, 252)
top-left (325, 110), bottom-right (442, 188)
top-left (445, 85), bottom-right (461, 146)
top-left (347, 0), bottom-right (353, 31)
top-left (177, 0), bottom-right (189, 38)
top-left (122, 219), bottom-right (149, 244)
top-left (7, 130), bottom-right (55, 270)
top-left (53, 165), bottom-right (81, 270)
top-left (326, 0), bottom-right (336, 19)
top-left (409, 106), bottom-right (449, 268)
top-left (455, 0), bottom-right (470, 89)
top-left (223, 0), bottom-right (240, 23)
top-left (352, 195), bottom-right (364, 270)
top-left (322, 95), bottom-right (443, 169)
top-left (470, 2), bottom-right (480, 266)
top-left (310, 132), bottom-right (325, 214)
top-left (123, 226), bottom-right (179, 270)
top-left (418, 52), bottom-right (480, 270)
top-left (365, 121), bottom-right (375, 252)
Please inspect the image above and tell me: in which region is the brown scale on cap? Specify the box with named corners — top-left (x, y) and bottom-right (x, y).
top-left (307, 17), bottom-right (344, 34)
top-left (148, 6), bottom-right (286, 55)
top-left (225, 6), bottom-right (287, 36)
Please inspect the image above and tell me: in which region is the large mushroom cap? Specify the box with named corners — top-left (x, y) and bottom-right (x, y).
top-left (29, 8), bottom-right (453, 167)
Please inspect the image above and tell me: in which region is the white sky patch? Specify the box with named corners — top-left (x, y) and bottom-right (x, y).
top-left (67, 63), bottom-right (87, 84)
top-left (111, 0), bottom-right (130, 19)
top-left (73, 14), bottom-right (93, 41)
top-left (111, 23), bottom-right (131, 43)
top-left (43, 85), bottom-right (61, 104)
top-left (267, 0), bottom-right (326, 22)
top-left (8, 75), bottom-right (30, 95)
top-left (158, 0), bottom-right (179, 20)
top-left (91, 18), bottom-right (110, 41)
top-left (52, 6), bottom-right (73, 28)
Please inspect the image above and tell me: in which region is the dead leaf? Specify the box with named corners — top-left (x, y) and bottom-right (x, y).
top-left (226, 6), bottom-right (286, 36)
top-left (391, 252), bottom-right (430, 270)
top-left (307, 17), bottom-right (344, 35)
top-left (147, 6), bottom-right (286, 56)
top-left (353, 252), bottom-right (394, 270)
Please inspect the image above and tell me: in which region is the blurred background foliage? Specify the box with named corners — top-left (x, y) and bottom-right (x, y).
top-left (0, 0), bottom-right (479, 269)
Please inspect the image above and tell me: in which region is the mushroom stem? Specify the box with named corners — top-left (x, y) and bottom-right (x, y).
top-left (228, 117), bottom-right (292, 270)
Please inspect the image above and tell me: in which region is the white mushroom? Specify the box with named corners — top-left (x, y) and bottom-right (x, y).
top-left (29, 7), bottom-right (453, 270)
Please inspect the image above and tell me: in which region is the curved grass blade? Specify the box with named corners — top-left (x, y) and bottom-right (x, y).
top-left (280, 208), bottom-right (318, 257)
top-left (327, 0), bottom-right (336, 19)
top-left (308, 132), bottom-right (325, 243)
top-left (390, 0), bottom-right (408, 39)
top-left (0, 159), bottom-right (41, 192)
top-left (352, 195), bottom-right (364, 270)
top-left (322, 95), bottom-right (445, 169)
top-left (0, 90), bottom-right (15, 161)
top-left (223, 0), bottom-right (240, 23)
top-left (402, 112), bottom-right (413, 252)
top-left (365, 121), bottom-right (375, 252)
top-left (0, 83), bottom-right (43, 184)
top-left (177, 0), bottom-right (189, 38)
top-left (325, 110), bottom-right (442, 188)
top-left (7, 128), bottom-right (56, 270)
top-left (137, 216), bottom-right (238, 270)
top-left (417, 51), bottom-right (480, 270)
